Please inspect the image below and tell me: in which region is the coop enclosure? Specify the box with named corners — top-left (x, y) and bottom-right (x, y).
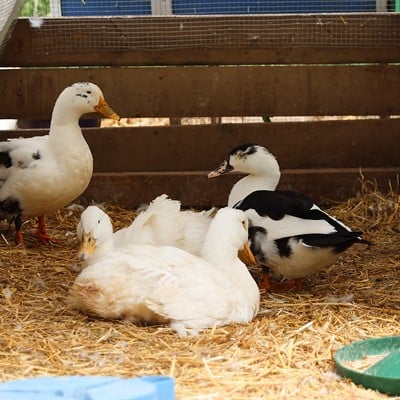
top-left (0, 1), bottom-right (399, 208)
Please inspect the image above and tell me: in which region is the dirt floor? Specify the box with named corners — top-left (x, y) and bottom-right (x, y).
top-left (0, 182), bottom-right (399, 399)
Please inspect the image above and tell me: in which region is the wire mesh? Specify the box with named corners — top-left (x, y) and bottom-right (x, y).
top-left (12, 0), bottom-right (400, 53)
top-left (52, 0), bottom-right (389, 16)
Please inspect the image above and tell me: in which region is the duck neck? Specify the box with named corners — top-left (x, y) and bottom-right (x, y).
top-left (49, 99), bottom-right (83, 131)
top-left (227, 155), bottom-right (281, 206)
top-left (201, 234), bottom-right (237, 271)
top-left (228, 170), bottom-right (280, 207)
top-left (94, 236), bottom-right (115, 259)
top-left (201, 232), bottom-right (260, 309)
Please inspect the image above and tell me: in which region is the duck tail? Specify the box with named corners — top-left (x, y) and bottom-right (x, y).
top-left (357, 237), bottom-right (373, 246)
top-left (353, 231), bottom-right (373, 246)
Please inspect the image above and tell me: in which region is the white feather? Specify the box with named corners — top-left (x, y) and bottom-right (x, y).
top-left (71, 207), bottom-right (260, 337)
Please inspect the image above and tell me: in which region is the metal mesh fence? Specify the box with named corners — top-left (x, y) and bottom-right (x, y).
top-left (52, 0), bottom-right (392, 16)
top-left (11, 0), bottom-right (400, 53)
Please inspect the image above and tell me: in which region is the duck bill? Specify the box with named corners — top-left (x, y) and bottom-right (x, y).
top-left (207, 160), bottom-right (232, 178)
top-left (77, 231), bottom-right (96, 261)
top-left (238, 241), bottom-right (256, 265)
top-left (94, 97), bottom-right (120, 121)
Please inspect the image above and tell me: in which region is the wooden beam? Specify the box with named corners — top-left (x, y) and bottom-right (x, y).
top-left (1, 64), bottom-right (399, 118)
top-left (1, 118), bottom-right (399, 170)
top-left (79, 168), bottom-right (400, 208)
top-left (2, 16), bottom-right (400, 66)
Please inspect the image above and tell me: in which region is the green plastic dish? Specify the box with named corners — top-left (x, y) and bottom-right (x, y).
top-left (334, 336), bottom-right (400, 395)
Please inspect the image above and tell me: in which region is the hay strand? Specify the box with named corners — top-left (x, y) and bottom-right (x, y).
top-left (1, 183), bottom-right (400, 399)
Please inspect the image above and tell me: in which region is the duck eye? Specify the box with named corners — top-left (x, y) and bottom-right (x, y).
top-left (97, 219), bottom-right (101, 224)
top-left (87, 90), bottom-right (91, 94)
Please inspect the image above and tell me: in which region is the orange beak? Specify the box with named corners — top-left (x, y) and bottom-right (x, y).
top-left (94, 97), bottom-right (120, 120)
top-left (77, 231), bottom-right (96, 262)
top-left (238, 241), bottom-right (256, 265)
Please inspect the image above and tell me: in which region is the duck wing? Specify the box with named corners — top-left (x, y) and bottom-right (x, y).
top-left (72, 243), bottom-right (235, 329)
top-left (116, 194), bottom-right (182, 247)
top-left (234, 190), bottom-right (314, 220)
top-left (0, 136), bottom-right (48, 178)
top-left (235, 190), bottom-right (350, 235)
top-left (287, 231), bottom-right (371, 250)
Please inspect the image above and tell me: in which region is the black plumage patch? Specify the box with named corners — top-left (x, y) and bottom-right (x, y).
top-left (0, 197), bottom-right (22, 222)
top-left (32, 150), bottom-right (41, 160)
top-left (300, 232), bottom-right (371, 253)
top-left (275, 237), bottom-right (293, 258)
top-left (248, 225), bottom-right (268, 263)
top-left (236, 190), bottom-right (349, 234)
top-left (235, 190), bottom-right (314, 220)
top-left (0, 152), bottom-right (12, 168)
top-left (229, 143), bottom-right (258, 158)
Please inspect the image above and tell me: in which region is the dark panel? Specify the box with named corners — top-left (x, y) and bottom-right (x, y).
top-left (1, 118), bottom-right (399, 170)
top-left (2, 16), bottom-right (400, 66)
top-left (0, 65), bottom-right (399, 119)
top-left (78, 168), bottom-right (400, 208)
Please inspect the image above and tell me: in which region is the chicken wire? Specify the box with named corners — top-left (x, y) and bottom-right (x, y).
top-left (52, 0), bottom-right (391, 16)
top-left (19, 0), bottom-right (400, 53)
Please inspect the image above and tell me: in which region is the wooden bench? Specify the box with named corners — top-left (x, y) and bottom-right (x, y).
top-left (1, 14), bottom-right (400, 208)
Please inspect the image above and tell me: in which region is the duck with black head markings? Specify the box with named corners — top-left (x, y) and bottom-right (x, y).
top-left (208, 143), bottom-right (372, 291)
top-left (0, 82), bottom-right (120, 246)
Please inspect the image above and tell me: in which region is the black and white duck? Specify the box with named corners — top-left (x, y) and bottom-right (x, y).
top-left (208, 143), bottom-right (371, 291)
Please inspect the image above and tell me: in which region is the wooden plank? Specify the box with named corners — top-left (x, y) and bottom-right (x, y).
top-left (79, 168), bottom-right (400, 208)
top-left (2, 16), bottom-right (400, 66)
top-left (1, 118), bottom-right (399, 170)
top-left (1, 64), bottom-right (399, 118)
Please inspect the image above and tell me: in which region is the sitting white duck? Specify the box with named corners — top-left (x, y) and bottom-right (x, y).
top-left (208, 143), bottom-right (371, 291)
top-left (0, 82), bottom-right (120, 246)
top-left (77, 194), bottom-right (213, 266)
top-left (70, 207), bottom-right (260, 337)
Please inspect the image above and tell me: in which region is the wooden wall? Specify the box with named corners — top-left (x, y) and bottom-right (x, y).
top-left (0, 15), bottom-right (399, 208)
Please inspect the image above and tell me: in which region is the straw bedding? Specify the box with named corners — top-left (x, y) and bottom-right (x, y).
top-left (0, 180), bottom-right (399, 399)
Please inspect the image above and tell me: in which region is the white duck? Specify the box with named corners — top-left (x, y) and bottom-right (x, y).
top-left (70, 207), bottom-right (260, 337)
top-left (208, 143), bottom-right (281, 207)
top-left (208, 144), bottom-right (371, 291)
top-left (77, 194), bottom-right (213, 266)
top-left (0, 82), bottom-right (119, 245)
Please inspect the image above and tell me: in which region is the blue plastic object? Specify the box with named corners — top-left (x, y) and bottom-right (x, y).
top-left (0, 376), bottom-right (174, 400)
top-left (172, 0), bottom-right (377, 15)
top-left (61, 0), bottom-right (152, 16)
top-left (60, 0), bottom-right (377, 16)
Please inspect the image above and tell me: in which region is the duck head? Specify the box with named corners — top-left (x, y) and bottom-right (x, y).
top-left (52, 82), bottom-right (120, 124)
top-left (201, 207), bottom-right (255, 265)
top-left (208, 143), bottom-right (279, 177)
top-left (77, 205), bottom-right (115, 262)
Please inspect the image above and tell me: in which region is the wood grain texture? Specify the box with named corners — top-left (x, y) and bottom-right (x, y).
top-left (1, 64), bottom-right (399, 119)
top-left (1, 118), bottom-right (399, 170)
top-left (79, 168), bottom-right (400, 208)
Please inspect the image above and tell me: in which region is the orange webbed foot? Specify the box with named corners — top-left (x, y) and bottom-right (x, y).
top-left (34, 216), bottom-right (60, 244)
top-left (259, 273), bottom-right (303, 292)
